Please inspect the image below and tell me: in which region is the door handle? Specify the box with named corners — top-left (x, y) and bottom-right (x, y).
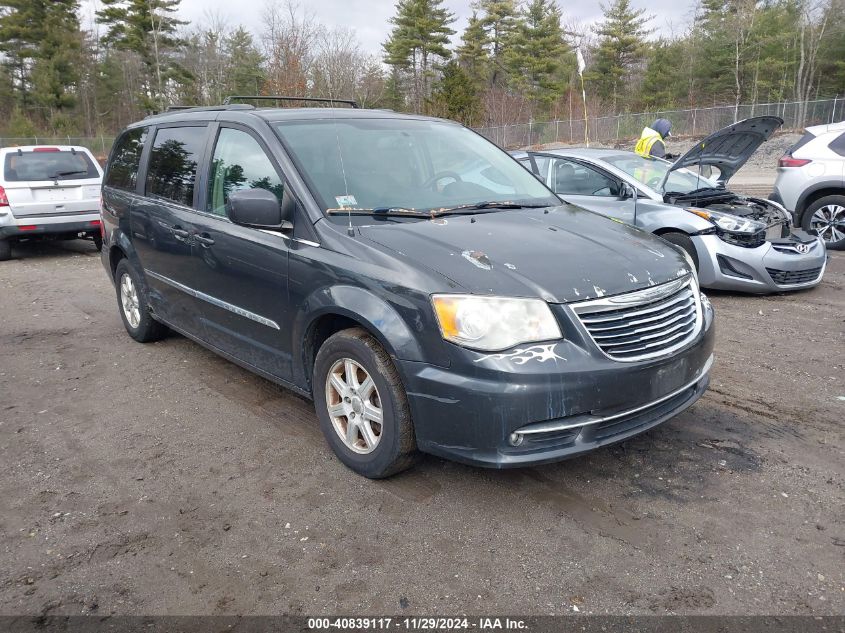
top-left (171, 225), bottom-right (190, 241)
top-left (194, 233), bottom-right (215, 247)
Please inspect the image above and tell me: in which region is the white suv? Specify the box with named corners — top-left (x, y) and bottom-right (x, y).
top-left (0, 145), bottom-right (104, 261)
top-left (772, 120), bottom-right (845, 250)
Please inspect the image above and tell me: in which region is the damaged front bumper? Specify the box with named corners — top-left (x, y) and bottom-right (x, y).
top-left (692, 230), bottom-right (826, 293)
top-left (398, 295), bottom-right (715, 468)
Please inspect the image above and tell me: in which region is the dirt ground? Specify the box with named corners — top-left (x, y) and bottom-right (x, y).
top-left (0, 239), bottom-right (842, 617)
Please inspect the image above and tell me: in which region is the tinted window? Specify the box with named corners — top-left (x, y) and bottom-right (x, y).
top-left (550, 158), bottom-right (620, 197)
top-left (829, 131), bottom-right (845, 157)
top-left (207, 128), bottom-right (284, 216)
top-left (5, 150), bottom-right (99, 183)
top-left (787, 131), bottom-right (815, 156)
top-left (145, 126), bottom-right (206, 207)
top-left (105, 128), bottom-right (148, 190)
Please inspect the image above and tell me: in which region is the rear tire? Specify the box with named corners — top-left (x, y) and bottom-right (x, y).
top-left (313, 327), bottom-right (418, 478)
top-left (93, 235), bottom-right (103, 251)
top-left (114, 259), bottom-right (168, 343)
top-left (801, 195), bottom-right (845, 250)
top-left (0, 239), bottom-right (10, 261)
top-left (660, 231), bottom-right (699, 271)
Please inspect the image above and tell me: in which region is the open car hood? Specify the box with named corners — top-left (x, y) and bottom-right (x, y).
top-left (664, 116), bottom-right (783, 188)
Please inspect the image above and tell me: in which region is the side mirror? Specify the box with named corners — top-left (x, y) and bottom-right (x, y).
top-left (620, 183), bottom-right (637, 200)
top-left (226, 188), bottom-right (286, 229)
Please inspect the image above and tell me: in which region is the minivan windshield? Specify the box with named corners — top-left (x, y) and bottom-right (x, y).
top-left (273, 118), bottom-right (559, 217)
top-left (602, 153), bottom-right (719, 194)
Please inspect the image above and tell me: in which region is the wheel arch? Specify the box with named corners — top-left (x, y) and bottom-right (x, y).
top-left (292, 285), bottom-right (428, 394)
top-left (796, 183), bottom-right (845, 219)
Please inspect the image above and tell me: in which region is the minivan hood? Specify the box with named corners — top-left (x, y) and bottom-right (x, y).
top-left (666, 116), bottom-right (783, 186)
top-left (359, 205), bottom-right (692, 304)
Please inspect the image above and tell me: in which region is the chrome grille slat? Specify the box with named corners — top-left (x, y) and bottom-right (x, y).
top-left (589, 302), bottom-right (696, 334)
top-left (578, 291), bottom-right (693, 323)
top-left (570, 277), bottom-right (703, 362)
top-left (601, 323), bottom-right (697, 355)
top-left (593, 309), bottom-right (697, 343)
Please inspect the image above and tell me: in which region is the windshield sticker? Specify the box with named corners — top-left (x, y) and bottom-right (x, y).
top-left (335, 195), bottom-right (358, 207)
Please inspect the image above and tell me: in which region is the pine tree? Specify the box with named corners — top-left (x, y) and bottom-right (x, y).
top-left (457, 12), bottom-right (491, 86)
top-left (0, 0), bottom-right (82, 117)
top-left (31, 1), bottom-right (83, 119)
top-left (473, 0), bottom-right (519, 87)
top-left (382, 0), bottom-right (455, 113)
top-left (587, 0), bottom-right (653, 111)
top-left (504, 0), bottom-right (572, 110)
top-left (639, 39), bottom-right (686, 108)
top-left (97, 0), bottom-right (187, 112)
top-left (225, 27), bottom-right (264, 97)
top-left (429, 60), bottom-right (483, 125)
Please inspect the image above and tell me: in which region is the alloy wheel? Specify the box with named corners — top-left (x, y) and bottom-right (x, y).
top-left (120, 273), bottom-right (141, 329)
top-left (325, 358), bottom-right (383, 454)
top-left (811, 204), bottom-right (845, 244)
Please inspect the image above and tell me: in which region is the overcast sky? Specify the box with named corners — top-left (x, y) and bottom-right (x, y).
top-left (80, 0), bottom-right (698, 55)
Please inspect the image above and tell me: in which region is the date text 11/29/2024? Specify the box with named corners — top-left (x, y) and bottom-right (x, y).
top-left (307, 617), bottom-right (528, 630)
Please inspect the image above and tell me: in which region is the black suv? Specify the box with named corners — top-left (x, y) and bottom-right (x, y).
top-left (100, 98), bottom-right (715, 478)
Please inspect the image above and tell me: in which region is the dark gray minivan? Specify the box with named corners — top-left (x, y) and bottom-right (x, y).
top-left (100, 100), bottom-right (715, 478)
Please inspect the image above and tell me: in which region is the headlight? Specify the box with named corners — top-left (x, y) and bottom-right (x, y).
top-left (431, 295), bottom-right (562, 351)
top-left (686, 207), bottom-right (765, 234)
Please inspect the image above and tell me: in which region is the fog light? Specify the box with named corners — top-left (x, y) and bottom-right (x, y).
top-left (508, 432), bottom-right (523, 447)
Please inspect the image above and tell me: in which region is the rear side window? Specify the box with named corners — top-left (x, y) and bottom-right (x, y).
top-left (4, 150), bottom-right (99, 182)
top-left (145, 126), bottom-right (206, 207)
top-left (106, 127), bottom-right (148, 191)
top-left (787, 131), bottom-right (815, 156)
top-left (829, 131), bottom-right (845, 157)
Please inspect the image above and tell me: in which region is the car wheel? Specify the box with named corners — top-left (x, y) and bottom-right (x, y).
top-left (93, 235), bottom-right (103, 251)
top-left (114, 259), bottom-right (168, 343)
top-left (313, 327), bottom-right (418, 478)
top-left (802, 195), bottom-right (845, 250)
top-left (0, 239), bottom-right (10, 261)
top-left (660, 231), bottom-right (699, 271)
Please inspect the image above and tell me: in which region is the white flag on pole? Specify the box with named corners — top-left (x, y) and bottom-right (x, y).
top-left (576, 47), bottom-right (586, 76)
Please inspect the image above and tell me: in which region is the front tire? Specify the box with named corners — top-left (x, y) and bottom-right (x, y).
top-left (802, 195), bottom-right (845, 250)
top-left (660, 231), bottom-right (699, 271)
top-left (0, 239), bottom-right (10, 261)
top-left (114, 259), bottom-right (167, 343)
top-left (313, 328), bottom-right (417, 478)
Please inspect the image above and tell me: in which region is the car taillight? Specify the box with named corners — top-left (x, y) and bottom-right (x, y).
top-left (0, 186), bottom-right (8, 207)
top-left (19, 225), bottom-right (38, 231)
top-left (779, 156), bottom-right (811, 168)
top-left (32, 147), bottom-right (61, 152)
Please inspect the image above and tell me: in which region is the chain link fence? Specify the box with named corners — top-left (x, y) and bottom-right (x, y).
top-left (475, 98), bottom-right (844, 149)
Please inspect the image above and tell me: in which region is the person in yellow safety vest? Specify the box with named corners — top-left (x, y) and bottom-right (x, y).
top-left (635, 118), bottom-right (673, 159)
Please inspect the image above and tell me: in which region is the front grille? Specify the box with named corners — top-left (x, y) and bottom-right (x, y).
top-left (570, 276), bottom-right (702, 362)
top-left (766, 266), bottom-right (822, 285)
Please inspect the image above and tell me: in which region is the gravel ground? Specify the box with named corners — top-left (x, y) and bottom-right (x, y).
top-left (0, 239), bottom-right (842, 617)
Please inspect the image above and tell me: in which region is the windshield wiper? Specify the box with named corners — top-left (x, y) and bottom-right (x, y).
top-left (429, 201), bottom-right (551, 216)
top-left (326, 207), bottom-right (431, 218)
top-left (50, 170), bottom-right (88, 180)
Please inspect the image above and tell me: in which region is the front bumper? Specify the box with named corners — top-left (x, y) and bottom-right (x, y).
top-left (692, 231), bottom-right (826, 293)
top-left (398, 298), bottom-right (715, 468)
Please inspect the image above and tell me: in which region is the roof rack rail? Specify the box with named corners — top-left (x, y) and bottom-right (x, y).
top-left (223, 95), bottom-right (359, 109)
top-left (144, 104), bottom-right (256, 119)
